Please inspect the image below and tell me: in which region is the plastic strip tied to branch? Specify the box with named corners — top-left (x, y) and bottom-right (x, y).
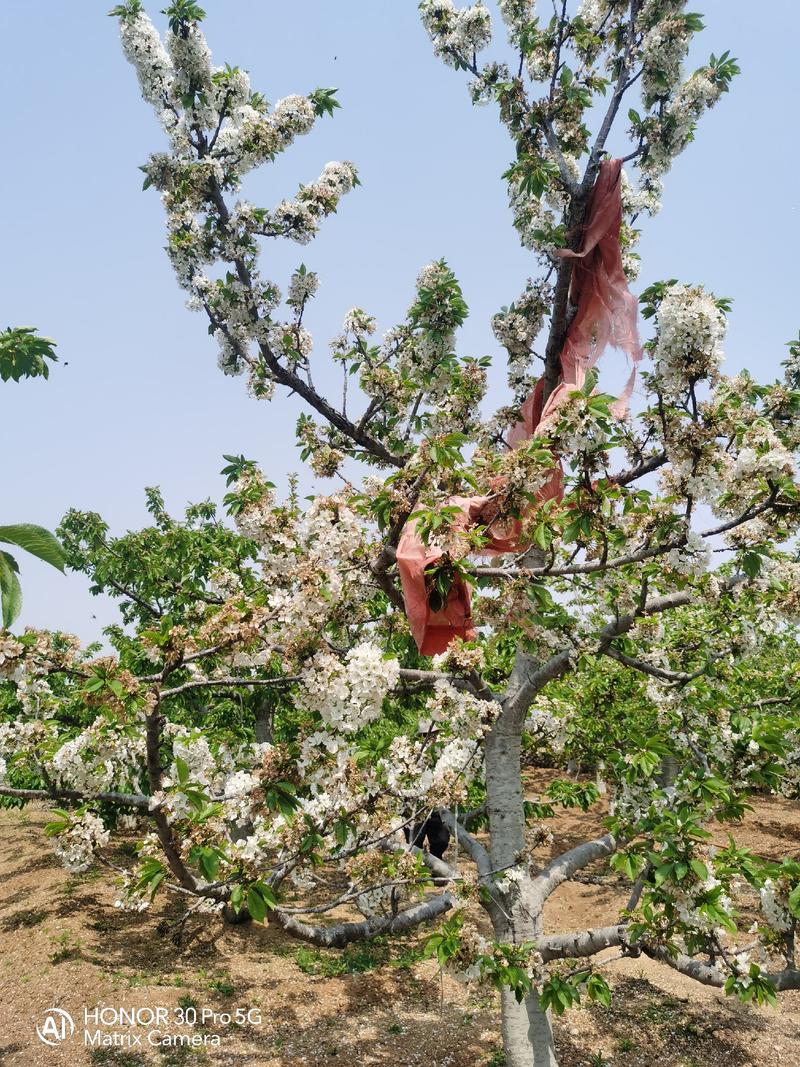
top-left (397, 159), bottom-right (642, 655)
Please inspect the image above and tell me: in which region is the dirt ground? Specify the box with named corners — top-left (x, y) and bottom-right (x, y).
top-left (1, 771), bottom-right (799, 1067)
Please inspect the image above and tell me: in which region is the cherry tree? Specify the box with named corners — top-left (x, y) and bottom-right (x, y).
top-left (2, 3), bottom-right (800, 1065)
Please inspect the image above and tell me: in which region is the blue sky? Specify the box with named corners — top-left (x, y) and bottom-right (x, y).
top-left (1, 0), bottom-right (798, 643)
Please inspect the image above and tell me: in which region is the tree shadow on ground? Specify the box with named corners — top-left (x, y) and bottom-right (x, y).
top-left (561, 973), bottom-right (771, 1066)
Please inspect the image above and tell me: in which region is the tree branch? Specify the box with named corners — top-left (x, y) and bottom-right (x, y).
top-left (439, 809), bottom-right (492, 879)
top-left (541, 1), bottom-right (641, 403)
top-left (537, 923), bottom-right (627, 961)
top-left (105, 577), bottom-right (163, 618)
top-left (586, 0), bottom-right (641, 168)
top-left (533, 833), bottom-right (617, 902)
top-left (602, 648), bottom-right (693, 683)
top-left (160, 675), bottom-right (299, 699)
top-left (377, 839), bottom-right (457, 884)
top-left (269, 891), bottom-right (455, 948)
top-left (0, 785), bottom-right (151, 810)
top-left (474, 497), bottom-right (780, 583)
top-left (205, 179), bottom-right (405, 469)
top-left (502, 579), bottom-right (738, 722)
top-left (609, 452), bottom-right (667, 486)
top-left (145, 702), bottom-right (199, 892)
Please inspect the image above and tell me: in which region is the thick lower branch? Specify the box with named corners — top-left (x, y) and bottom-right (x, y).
top-left (533, 833), bottom-right (617, 902)
top-left (537, 923), bottom-right (627, 961)
top-left (269, 891), bottom-right (454, 947)
top-left (0, 785), bottom-right (151, 810)
top-left (439, 809), bottom-right (492, 878)
top-left (641, 944), bottom-right (800, 992)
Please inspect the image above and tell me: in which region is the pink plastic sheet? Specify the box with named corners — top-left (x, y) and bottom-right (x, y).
top-left (396, 159), bottom-right (642, 655)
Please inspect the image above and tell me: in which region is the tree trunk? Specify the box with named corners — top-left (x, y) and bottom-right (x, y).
top-left (485, 712), bottom-right (527, 871)
top-left (499, 988), bottom-right (558, 1067)
top-left (254, 698), bottom-right (274, 744)
top-left (657, 754), bottom-right (678, 788)
top-left (493, 899), bottom-right (558, 1066)
top-left (485, 702), bottom-right (559, 1066)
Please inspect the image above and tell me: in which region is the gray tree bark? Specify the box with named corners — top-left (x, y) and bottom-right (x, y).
top-left (253, 698), bottom-right (274, 744)
top-left (485, 642), bottom-right (559, 1067)
top-left (498, 986), bottom-right (557, 1067)
top-left (656, 754), bottom-right (679, 788)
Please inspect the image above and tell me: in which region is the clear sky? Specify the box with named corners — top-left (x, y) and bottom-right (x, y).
top-left (1, 0), bottom-right (798, 644)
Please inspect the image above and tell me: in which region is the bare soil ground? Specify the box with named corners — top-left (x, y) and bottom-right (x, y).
top-left (1, 771), bottom-right (799, 1067)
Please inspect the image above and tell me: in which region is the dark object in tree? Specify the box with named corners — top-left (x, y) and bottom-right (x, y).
top-left (404, 811), bottom-right (450, 859)
top-left (222, 903), bottom-right (252, 925)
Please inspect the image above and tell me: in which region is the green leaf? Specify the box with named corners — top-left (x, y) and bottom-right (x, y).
top-left (220, 453), bottom-right (257, 487)
top-left (586, 973), bottom-right (611, 1007)
top-left (309, 87), bottom-right (341, 117)
top-left (175, 756), bottom-right (190, 786)
top-left (44, 815), bottom-right (71, 837)
top-left (0, 551), bottom-right (22, 627)
top-left (255, 881), bottom-right (277, 909)
top-left (109, 1), bottom-right (143, 16)
top-left (0, 525), bottom-right (66, 572)
top-left (247, 885), bottom-right (267, 923)
top-left (533, 523), bottom-right (551, 551)
top-left (148, 870), bottom-right (166, 899)
top-left (690, 859), bottom-right (709, 881)
top-left (245, 882), bottom-right (276, 923)
top-left (230, 884), bottom-right (244, 913)
top-left (184, 787), bottom-right (211, 811)
top-left (654, 863), bottom-right (673, 886)
top-left (611, 850), bottom-right (642, 882)
top-left (0, 327), bottom-right (58, 382)
top-left (198, 848), bottom-right (220, 881)
top-left (162, 1), bottom-right (206, 33)
top-left (741, 551), bottom-right (762, 579)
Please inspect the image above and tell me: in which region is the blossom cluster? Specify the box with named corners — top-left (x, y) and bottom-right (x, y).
top-left (651, 283), bottom-right (727, 398)
top-left (50, 716), bottom-right (147, 797)
top-left (492, 280), bottom-right (553, 395)
top-left (265, 161), bottom-right (358, 245)
top-left (419, 1), bottom-right (493, 66)
top-left (53, 811), bottom-right (111, 874)
top-left (298, 642), bottom-right (400, 733)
